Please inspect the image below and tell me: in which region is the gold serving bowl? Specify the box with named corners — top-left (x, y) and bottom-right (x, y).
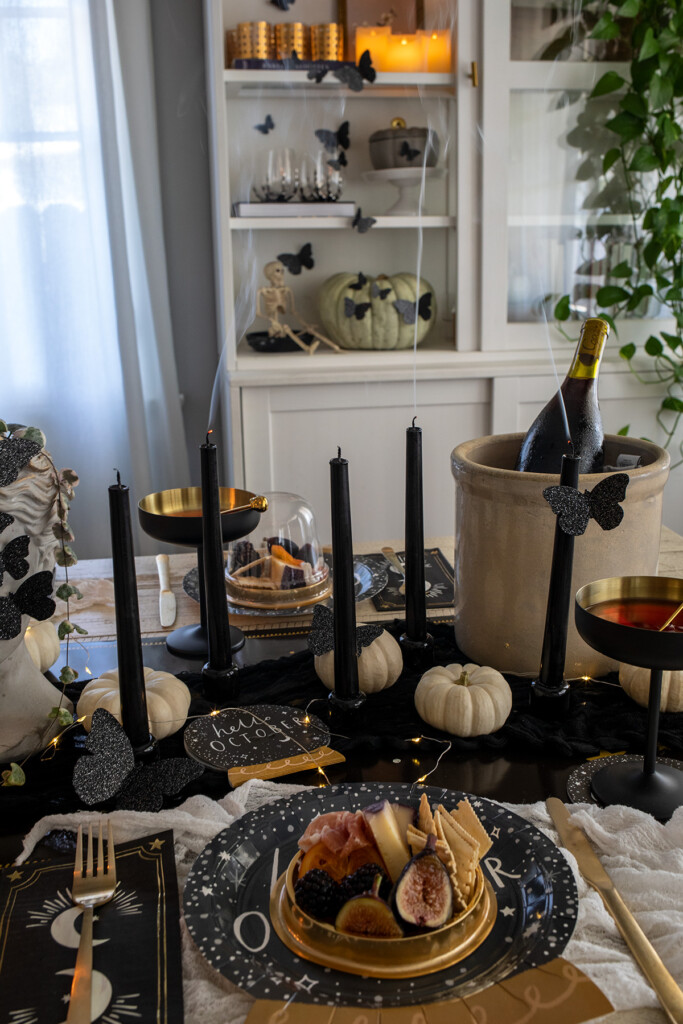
top-left (138, 487), bottom-right (267, 548)
top-left (269, 852), bottom-right (496, 978)
top-left (225, 564), bottom-right (331, 610)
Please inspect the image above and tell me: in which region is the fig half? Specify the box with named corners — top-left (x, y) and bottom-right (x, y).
top-left (392, 843), bottom-right (454, 929)
top-left (335, 875), bottom-right (404, 938)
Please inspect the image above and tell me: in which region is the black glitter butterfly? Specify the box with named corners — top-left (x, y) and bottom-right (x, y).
top-left (333, 50), bottom-right (376, 91)
top-left (0, 570), bottom-right (55, 640)
top-left (0, 437), bottom-right (42, 488)
top-left (394, 292), bottom-right (432, 324)
top-left (0, 513), bottom-right (13, 534)
top-left (350, 273), bottom-right (367, 290)
top-left (254, 114), bottom-right (275, 135)
top-left (400, 140), bottom-right (421, 161)
top-left (277, 243), bottom-right (314, 274)
top-left (327, 153), bottom-right (348, 170)
top-left (0, 535), bottom-right (30, 586)
top-left (543, 473), bottom-right (629, 537)
top-left (315, 121), bottom-right (350, 153)
top-left (270, 0), bottom-right (295, 9)
top-left (352, 208), bottom-right (376, 234)
top-left (371, 282), bottom-right (391, 299)
top-left (307, 604), bottom-right (383, 657)
top-left (73, 708), bottom-right (204, 811)
top-left (344, 297), bottom-right (371, 320)
top-left (308, 66), bottom-right (329, 84)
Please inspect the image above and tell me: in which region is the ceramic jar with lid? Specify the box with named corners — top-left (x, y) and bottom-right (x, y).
top-left (368, 117), bottom-right (440, 170)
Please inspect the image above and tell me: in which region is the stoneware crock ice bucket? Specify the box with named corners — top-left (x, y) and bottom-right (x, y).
top-left (451, 433), bottom-right (670, 678)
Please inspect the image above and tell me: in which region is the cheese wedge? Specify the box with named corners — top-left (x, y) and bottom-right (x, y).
top-left (362, 800), bottom-right (411, 882)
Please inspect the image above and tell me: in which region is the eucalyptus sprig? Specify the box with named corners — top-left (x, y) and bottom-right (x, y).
top-left (553, 0), bottom-right (683, 467)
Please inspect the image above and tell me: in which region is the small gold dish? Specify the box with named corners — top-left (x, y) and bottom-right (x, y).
top-left (269, 852), bottom-right (496, 979)
top-left (225, 569), bottom-right (331, 610)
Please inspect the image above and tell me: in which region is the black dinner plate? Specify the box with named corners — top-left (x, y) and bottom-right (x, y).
top-left (183, 783), bottom-right (577, 1007)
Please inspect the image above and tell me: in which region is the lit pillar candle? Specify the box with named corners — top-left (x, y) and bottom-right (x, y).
top-left (108, 471), bottom-right (153, 754)
top-left (355, 26), bottom-right (390, 70)
top-left (329, 448), bottom-right (360, 701)
top-left (418, 29), bottom-right (452, 72)
top-left (404, 419), bottom-right (427, 642)
top-left (385, 33), bottom-right (426, 72)
top-left (200, 435), bottom-right (236, 690)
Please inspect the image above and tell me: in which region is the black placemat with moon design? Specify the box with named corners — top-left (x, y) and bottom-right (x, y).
top-left (183, 783), bottom-right (578, 1008)
top-left (0, 831), bottom-right (182, 1023)
top-left (371, 548), bottom-right (455, 612)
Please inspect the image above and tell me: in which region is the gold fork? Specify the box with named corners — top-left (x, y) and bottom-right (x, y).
top-left (66, 822), bottom-right (117, 1024)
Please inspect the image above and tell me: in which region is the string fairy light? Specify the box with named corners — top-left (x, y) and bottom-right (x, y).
top-left (408, 735), bottom-right (453, 795)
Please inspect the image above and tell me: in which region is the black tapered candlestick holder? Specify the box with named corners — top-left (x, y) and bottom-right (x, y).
top-left (575, 575), bottom-right (683, 820)
top-left (530, 453), bottom-right (580, 717)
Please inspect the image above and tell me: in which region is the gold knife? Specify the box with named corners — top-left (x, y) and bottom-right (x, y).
top-left (546, 797), bottom-right (683, 1024)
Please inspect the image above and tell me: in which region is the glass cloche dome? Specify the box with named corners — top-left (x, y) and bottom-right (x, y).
top-left (225, 492), bottom-right (330, 609)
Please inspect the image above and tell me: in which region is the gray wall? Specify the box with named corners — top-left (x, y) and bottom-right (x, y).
top-left (149, 0), bottom-right (219, 485)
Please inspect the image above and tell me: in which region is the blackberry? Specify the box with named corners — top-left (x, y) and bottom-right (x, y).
top-left (294, 869), bottom-right (343, 922)
top-left (340, 863), bottom-right (390, 902)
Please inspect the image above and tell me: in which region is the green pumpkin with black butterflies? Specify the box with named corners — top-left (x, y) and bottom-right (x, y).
top-left (318, 272), bottom-right (436, 350)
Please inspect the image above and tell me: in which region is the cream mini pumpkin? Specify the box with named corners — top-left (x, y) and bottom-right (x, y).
top-left (77, 667), bottom-right (191, 740)
top-left (619, 662), bottom-right (683, 712)
top-left (414, 662), bottom-right (512, 737)
top-left (24, 619), bottom-right (61, 673)
top-left (315, 630), bottom-right (403, 694)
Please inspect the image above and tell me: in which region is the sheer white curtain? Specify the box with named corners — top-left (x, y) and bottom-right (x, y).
top-left (0, 0), bottom-right (189, 557)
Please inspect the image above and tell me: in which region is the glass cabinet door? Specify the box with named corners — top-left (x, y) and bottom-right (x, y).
top-left (480, 0), bottom-right (656, 350)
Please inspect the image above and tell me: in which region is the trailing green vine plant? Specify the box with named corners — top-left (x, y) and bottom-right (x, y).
top-left (0, 420), bottom-right (86, 786)
top-left (553, 0), bottom-right (683, 466)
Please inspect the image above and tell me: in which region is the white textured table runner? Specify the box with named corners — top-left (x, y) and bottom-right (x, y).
top-left (17, 781), bottom-right (683, 1024)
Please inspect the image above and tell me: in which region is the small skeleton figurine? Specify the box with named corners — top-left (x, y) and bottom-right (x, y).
top-left (255, 261), bottom-right (340, 354)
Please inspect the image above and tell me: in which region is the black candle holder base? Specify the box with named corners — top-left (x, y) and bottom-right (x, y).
top-left (202, 663), bottom-right (240, 703)
top-left (590, 759), bottom-right (683, 821)
top-left (130, 733), bottom-right (158, 762)
top-left (399, 632), bottom-right (435, 669)
top-left (166, 623), bottom-right (245, 659)
top-left (325, 689), bottom-right (367, 730)
top-left (529, 678), bottom-right (571, 718)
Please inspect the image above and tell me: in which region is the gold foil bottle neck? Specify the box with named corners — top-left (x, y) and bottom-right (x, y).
top-left (568, 318), bottom-right (610, 380)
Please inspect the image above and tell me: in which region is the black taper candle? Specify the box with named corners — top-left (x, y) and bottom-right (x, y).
top-left (404, 418), bottom-right (427, 642)
top-left (108, 471), bottom-right (155, 756)
top-left (530, 451), bottom-right (580, 715)
top-left (329, 448), bottom-right (362, 704)
top-left (200, 435), bottom-right (238, 694)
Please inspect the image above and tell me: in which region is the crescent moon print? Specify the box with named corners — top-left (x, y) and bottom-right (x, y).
top-left (56, 968), bottom-right (113, 1022)
top-left (50, 906), bottom-right (109, 949)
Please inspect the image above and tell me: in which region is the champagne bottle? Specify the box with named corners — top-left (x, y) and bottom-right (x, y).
top-left (515, 317), bottom-right (609, 474)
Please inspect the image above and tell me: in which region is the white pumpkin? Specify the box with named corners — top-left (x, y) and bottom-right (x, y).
top-left (24, 619), bottom-right (61, 672)
top-left (619, 662), bottom-right (683, 712)
top-left (414, 662), bottom-right (512, 737)
top-left (318, 272), bottom-right (436, 350)
top-left (315, 630), bottom-right (403, 694)
top-left (76, 667), bottom-right (191, 739)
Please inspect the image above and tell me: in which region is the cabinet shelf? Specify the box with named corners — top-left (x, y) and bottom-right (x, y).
top-left (224, 69), bottom-right (455, 98)
top-left (229, 215), bottom-right (455, 230)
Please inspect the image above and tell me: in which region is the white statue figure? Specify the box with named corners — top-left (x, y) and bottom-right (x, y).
top-left (0, 437), bottom-right (71, 763)
top-left (255, 260), bottom-right (340, 354)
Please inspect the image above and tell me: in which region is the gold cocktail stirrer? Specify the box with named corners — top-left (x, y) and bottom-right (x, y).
top-left (659, 600), bottom-right (683, 632)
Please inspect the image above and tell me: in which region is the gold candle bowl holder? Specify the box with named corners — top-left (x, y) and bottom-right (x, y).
top-left (269, 852), bottom-right (495, 978)
top-left (274, 22), bottom-right (309, 60)
top-left (310, 23), bottom-right (344, 62)
top-left (138, 487), bottom-right (267, 548)
top-left (236, 21), bottom-right (274, 60)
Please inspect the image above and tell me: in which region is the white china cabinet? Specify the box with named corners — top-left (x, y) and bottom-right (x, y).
top-left (205, 0), bottom-right (683, 541)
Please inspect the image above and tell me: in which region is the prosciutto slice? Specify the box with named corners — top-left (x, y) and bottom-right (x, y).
top-left (298, 810), bottom-right (375, 858)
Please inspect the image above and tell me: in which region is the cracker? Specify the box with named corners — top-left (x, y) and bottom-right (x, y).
top-left (406, 825), bottom-right (448, 861)
top-left (452, 798), bottom-right (493, 858)
top-left (433, 814), bottom-right (467, 911)
top-left (437, 805), bottom-right (479, 902)
top-left (418, 792), bottom-right (436, 835)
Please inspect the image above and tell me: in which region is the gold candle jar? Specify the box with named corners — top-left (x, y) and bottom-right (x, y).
top-left (310, 23), bottom-right (344, 62)
top-left (225, 28), bottom-right (239, 68)
top-left (236, 21), bottom-right (274, 61)
top-left (274, 22), bottom-right (308, 60)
